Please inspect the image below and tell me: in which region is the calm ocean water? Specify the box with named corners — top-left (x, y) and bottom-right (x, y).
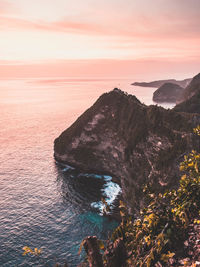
top-left (0, 78), bottom-right (174, 266)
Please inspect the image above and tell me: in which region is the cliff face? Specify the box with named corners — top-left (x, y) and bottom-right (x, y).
top-left (54, 89), bottom-right (200, 214)
top-left (153, 82), bottom-right (183, 103)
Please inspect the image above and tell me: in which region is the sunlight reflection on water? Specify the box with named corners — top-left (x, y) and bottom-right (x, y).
top-left (0, 78), bottom-right (173, 266)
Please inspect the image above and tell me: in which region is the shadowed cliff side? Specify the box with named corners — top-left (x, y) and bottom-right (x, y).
top-left (54, 88), bottom-right (200, 214)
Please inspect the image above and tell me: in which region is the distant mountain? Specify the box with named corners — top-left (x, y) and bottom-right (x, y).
top-left (153, 82), bottom-right (184, 103)
top-left (132, 78), bottom-right (191, 88)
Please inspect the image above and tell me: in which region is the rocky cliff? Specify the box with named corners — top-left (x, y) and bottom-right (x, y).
top-left (54, 88), bottom-right (200, 214)
top-left (153, 82), bottom-right (183, 103)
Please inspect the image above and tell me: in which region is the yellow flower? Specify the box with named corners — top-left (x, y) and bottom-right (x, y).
top-left (22, 246), bottom-right (42, 256)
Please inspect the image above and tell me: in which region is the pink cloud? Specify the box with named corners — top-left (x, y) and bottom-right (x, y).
top-left (0, 1), bottom-right (199, 65)
top-left (0, 12), bottom-right (199, 43)
top-left (0, 0), bottom-right (10, 13)
top-left (0, 0), bottom-right (18, 16)
top-left (0, 16), bottom-right (105, 35)
top-left (0, 0), bottom-right (200, 43)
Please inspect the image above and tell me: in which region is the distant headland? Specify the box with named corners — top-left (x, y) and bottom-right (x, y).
top-left (132, 78), bottom-right (191, 88)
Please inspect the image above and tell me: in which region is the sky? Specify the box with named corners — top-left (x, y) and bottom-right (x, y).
top-left (0, 0), bottom-right (199, 79)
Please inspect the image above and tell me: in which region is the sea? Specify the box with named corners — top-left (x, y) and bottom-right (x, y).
top-left (0, 78), bottom-right (174, 266)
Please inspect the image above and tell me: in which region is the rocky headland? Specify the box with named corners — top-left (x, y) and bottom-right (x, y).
top-left (153, 82), bottom-right (184, 103)
top-left (54, 87), bottom-right (200, 214)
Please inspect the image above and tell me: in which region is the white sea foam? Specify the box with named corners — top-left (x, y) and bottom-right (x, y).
top-left (62, 165), bottom-right (75, 171)
top-left (91, 175), bottom-right (121, 215)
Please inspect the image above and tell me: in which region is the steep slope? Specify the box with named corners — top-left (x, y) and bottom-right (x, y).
top-left (174, 73), bottom-right (200, 113)
top-left (54, 89), bottom-right (200, 213)
top-left (179, 73), bottom-right (200, 102)
top-left (153, 82), bottom-right (183, 103)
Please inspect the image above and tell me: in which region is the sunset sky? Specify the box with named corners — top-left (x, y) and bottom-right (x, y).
top-left (0, 0), bottom-right (199, 79)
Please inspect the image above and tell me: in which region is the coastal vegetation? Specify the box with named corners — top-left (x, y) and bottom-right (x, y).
top-left (82, 126), bottom-right (200, 266)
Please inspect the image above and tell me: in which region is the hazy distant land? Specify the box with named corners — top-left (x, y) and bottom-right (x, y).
top-left (132, 78), bottom-right (191, 88)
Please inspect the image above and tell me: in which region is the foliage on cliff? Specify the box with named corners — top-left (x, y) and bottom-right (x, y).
top-left (83, 126), bottom-right (200, 266)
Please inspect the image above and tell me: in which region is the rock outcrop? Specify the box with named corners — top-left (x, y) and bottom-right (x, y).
top-left (153, 82), bottom-right (184, 103)
top-left (132, 78), bottom-right (191, 88)
top-left (54, 88), bottom-right (200, 214)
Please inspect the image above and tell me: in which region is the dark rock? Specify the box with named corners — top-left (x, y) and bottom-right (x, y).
top-left (132, 78), bottom-right (191, 88)
top-left (153, 82), bottom-right (184, 103)
top-left (83, 236), bottom-right (104, 267)
top-left (54, 88), bottom-right (200, 214)
top-left (104, 238), bottom-right (127, 267)
top-left (82, 236), bottom-right (127, 267)
top-left (178, 218), bottom-right (200, 265)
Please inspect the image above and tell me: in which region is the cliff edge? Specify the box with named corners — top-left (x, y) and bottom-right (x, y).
top-left (54, 88), bottom-right (200, 213)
